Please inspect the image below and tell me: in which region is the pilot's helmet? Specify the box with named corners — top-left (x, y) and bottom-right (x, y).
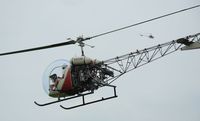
top-left (49, 74), bottom-right (57, 82)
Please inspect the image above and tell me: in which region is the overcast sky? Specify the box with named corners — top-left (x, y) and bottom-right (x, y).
top-left (0, 0), bottom-right (200, 121)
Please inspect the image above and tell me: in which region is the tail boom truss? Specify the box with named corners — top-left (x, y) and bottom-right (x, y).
top-left (103, 33), bottom-right (200, 84)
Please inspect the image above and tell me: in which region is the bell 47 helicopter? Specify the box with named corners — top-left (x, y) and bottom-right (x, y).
top-left (0, 5), bottom-right (200, 110)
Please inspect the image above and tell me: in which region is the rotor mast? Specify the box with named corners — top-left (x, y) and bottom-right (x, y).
top-left (76, 36), bottom-right (95, 56)
top-left (76, 37), bottom-right (85, 56)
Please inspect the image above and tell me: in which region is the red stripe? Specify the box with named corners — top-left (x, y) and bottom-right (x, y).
top-left (61, 68), bottom-right (73, 91)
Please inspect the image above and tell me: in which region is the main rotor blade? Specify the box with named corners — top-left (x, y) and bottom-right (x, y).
top-left (89, 4), bottom-right (200, 39)
top-left (0, 40), bottom-right (76, 56)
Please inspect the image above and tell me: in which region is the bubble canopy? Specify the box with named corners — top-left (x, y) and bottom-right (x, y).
top-left (42, 59), bottom-right (70, 95)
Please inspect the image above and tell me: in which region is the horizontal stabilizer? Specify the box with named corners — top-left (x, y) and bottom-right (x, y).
top-left (181, 39), bottom-right (200, 50)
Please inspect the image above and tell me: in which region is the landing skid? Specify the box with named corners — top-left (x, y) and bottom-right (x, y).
top-left (60, 85), bottom-right (117, 110)
top-left (34, 85), bottom-right (117, 110)
top-left (34, 91), bottom-right (94, 106)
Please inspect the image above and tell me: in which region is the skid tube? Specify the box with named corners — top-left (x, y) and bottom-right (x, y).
top-left (60, 85), bottom-right (117, 110)
top-left (34, 91), bottom-right (94, 107)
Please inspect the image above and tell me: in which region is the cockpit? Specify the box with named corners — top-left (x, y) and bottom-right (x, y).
top-left (42, 59), bottom-right (70, 97)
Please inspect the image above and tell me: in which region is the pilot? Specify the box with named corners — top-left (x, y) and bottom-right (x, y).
top-left (49, 74), bottom-right (59, 91)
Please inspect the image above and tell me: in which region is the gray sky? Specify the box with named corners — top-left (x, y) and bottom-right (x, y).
top-left (0, 0), bottom-right (200, 121)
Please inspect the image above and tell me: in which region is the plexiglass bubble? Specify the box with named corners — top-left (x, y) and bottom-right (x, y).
top-left (42, 59), bottom-right (70, 95)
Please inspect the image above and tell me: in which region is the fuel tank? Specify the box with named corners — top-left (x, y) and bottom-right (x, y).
top-left (70, 56), bottom-right (102, 65)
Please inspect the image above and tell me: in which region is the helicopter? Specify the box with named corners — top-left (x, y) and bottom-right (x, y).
top-left (0, 5), bottom-right (200, 110)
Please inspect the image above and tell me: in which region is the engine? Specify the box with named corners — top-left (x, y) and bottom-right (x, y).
top-left (70, 56), bottom-right (114, 93)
